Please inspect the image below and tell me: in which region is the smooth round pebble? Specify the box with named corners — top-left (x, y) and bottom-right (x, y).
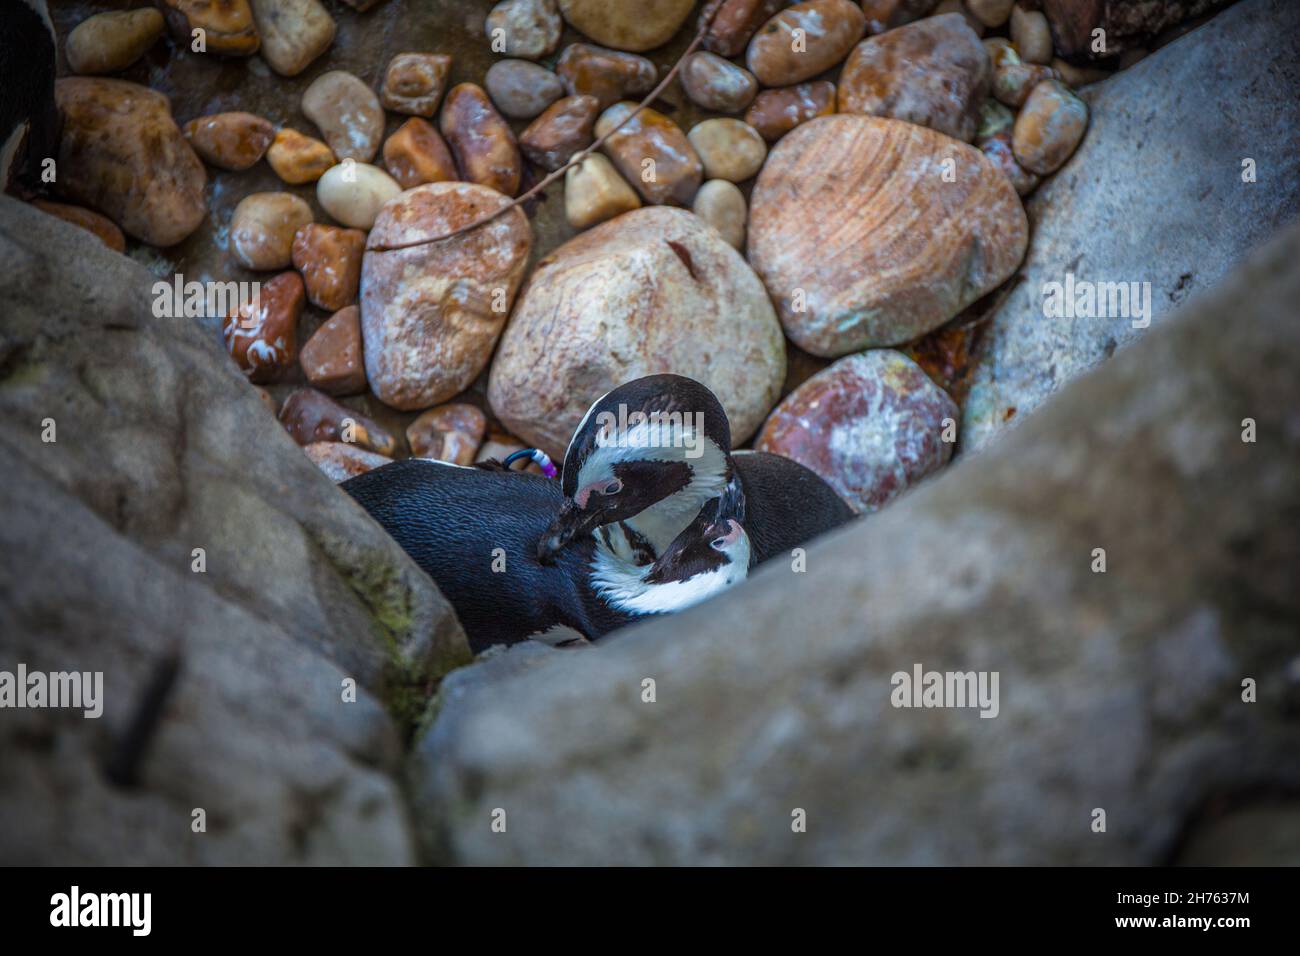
top-left (485, 59), bottom-right (564, 119)
top-left (680, 52), bottom-right (758, 114)
top-left (692, 180), bottom-right (747, 250)
top-left (317, 163), bottom-right (402, 229)
top-left (66, 9), bottom-right (164, 75)
top-left (1012, 78), bottom-right (1088, 174)
top-left (565, 153), bottom-right (641, 229)
top-left (745, 81), bottom-right (837, 142)
top-left (302, 70), bottom-right (385, 163)
top-left (230, 192), bottom-right (314, 270)
top-left (485, 0), bottom-right (563, 60)
top-left (557, 0), bottom-right (694, 53)
top-left (967, 0), bottom-right (1014, 27)
top-left (746, 0), bottom-right (866, 86)
top-left (1010, 5), bottom-right (1053, 64)
top-left (688, 119), bottom-right (767, 183)
top-left (184, 112), bottom-right (275, 171)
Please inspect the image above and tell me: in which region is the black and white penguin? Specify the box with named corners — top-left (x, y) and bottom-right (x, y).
top-left (1, 1), bottom-right (59, 196)
top-left (537, 374), bottom-right (855, 566)
top-left (342, 457), bottom-right (749, 651)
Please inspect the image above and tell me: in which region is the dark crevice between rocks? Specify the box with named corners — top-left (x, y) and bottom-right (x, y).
top-left (101, 647), bottom-right (183, 790)
top-left (1161, 786), bottom-right (1300, 865)
top-left (0, 340), bottom-right (34, 386)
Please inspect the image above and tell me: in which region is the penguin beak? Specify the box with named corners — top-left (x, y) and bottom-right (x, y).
top-left (537, 501), bottom-right (606, 564)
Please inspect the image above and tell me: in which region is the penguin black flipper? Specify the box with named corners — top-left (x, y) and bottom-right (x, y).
top-left (731, 450), bottom-right (856, 566)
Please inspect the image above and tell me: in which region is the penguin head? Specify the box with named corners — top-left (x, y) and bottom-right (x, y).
top-left (589, 479), bottom-right (750, 616)
top-left (537, 375), bottom-right (733, 563)
top-left (645, 478), bottom-right (750, 588)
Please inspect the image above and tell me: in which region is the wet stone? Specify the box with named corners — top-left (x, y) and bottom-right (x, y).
top-left (485, 59), bottom-right (565, 120)
top-left (184, 112), bottom-right (276, 171)
top-left (744, 81), bottom-right (836, 143)
top-left (222, 271), bottom-right (304, 383)
top-left (596, 102), bottom-right (702, 207)
top-left (266, 128), bottom-right (336, 185)
top-left (230, 192), bottom-right (314, 271)
top-left (555, 43), bottom-right (656, 111)
top-left (383, 118), bottom-right (458, 190)
top-left (519, 95), bottom-right (599, 171)
top-left (279, 388), bottom-right (399, 456)
top-left (302, 70), bottom-right (385, 163)
top-left (680, 52), bottom-right (759, 115)
top-left (299, 305), bottom-right (367, 395)
top-left (380, 53), bottom-right (452, 116)
top-left (406, 404), bottom-right (488, 464)
top-left (291, 223), bottom-right (366, 311)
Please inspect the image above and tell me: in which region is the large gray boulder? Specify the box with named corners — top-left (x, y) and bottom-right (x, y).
top-left (0, 198), bottom-right (470, 864)
top-left (961, 0), bottom-right (1300, 451)
top-left (411, 222), bottom-right (1300, 865)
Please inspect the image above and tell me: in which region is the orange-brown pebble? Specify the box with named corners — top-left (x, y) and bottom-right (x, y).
top-left (519, 95), bottom-right (599, 171)
top-left (1012, 78), bottom-right (1088, 174)
top-left (266, 128), bottom-right (336, 185)
top-left (299, 305), bottom-right (366, 395)
top-left (439, 83), bottom-right (522, 197)
top-left (748, 115), bottom-right (1028, 354)
top-left (184, 112), bottom-right (275, 171)
top-left (745, 0), bottom-right (866, 87)
top-left (291, 224), bottom-right (365, 311)
top-left (30, 199), bottom-right (126, 252)
top-left (838, 13), bottom-right (991, 143)
top-left (303, 442), bottom-right (392, 482)
top-left (278, 388), bottom-right (398, 455)
top-left (596, 102), bottom-right (702, 207)
top-left (302, 442), bottom-right (390, 481)
top-left (160, 0), bottom-right (259, 57)
top-left (222, 271), bottom-right (303, 384)
top-left (380, 53), bottom-right (453, 116)
top-left (744, 81), bottom-right (836, 143)
top-left (383, 117), bottom-right (458, 190)
top-left (701, 0), bottom-right (789, 57)
top-left (554, 43), bottom-right (656, 110)
top-left (406, 403), bottom-right (487, 464)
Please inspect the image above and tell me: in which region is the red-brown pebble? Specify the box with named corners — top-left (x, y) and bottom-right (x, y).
top-left (278, 388), bottom-right (398, 455)
top-left (406, 403), bottom-right (487, 464)
top-left (222, 271), bottom-right (303, 384)
top-left (299, 305), bottom-right (367, 395)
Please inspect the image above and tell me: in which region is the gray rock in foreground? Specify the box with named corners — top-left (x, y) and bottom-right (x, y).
top-left (411, 221), bottom-right (1300, 865)
top-left (0, 198), bottom-right (470, 863)
top-left (961, 0), bottom-right (1300, 451)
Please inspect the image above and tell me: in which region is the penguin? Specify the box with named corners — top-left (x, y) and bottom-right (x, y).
top-left (536, 374), bottom-right (855, 566)
top-left (341, 457), bottom-right (750, 652)
top-left (1, 1), bottom-right (59, 196)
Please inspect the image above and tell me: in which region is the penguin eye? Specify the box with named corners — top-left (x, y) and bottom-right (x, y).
top-left (601, 479), bottom-right (623, 495)
top-left (710, 537), bottom-right (727, 551)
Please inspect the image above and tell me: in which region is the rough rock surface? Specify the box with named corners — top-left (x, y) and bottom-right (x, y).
top-left (488, 206), bottom-right (786, 458)
top-left (962, 0), bottom-right (1300, 450)
top-left (361, 182), bottom-right (532, 410)
top-left (756, 350), bottom-right (958, 513)
top-left (411, 221), bottom-right (1300, 865)
top-left (748, 114), bottom-right (1027, 355)
top-left (0, 199), bottom-right (469, 864)
top-left (838, 13), bottom-right (991, 143)
top-left (1044, 0), bottom-right (1227, 59)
